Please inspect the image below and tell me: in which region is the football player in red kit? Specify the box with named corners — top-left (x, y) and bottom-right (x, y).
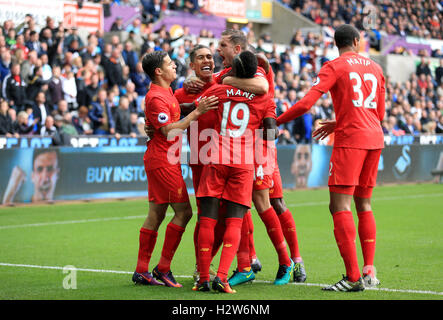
top-left (132, 50), bottom-right (218, 288)
top-left (195, 51), bottom-right (274, 293)
top-left (277, 24), bottom-right (385, 292)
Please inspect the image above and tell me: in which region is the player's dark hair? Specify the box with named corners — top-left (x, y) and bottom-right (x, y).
top-left (334, 24), bottom-right (360, 49)
top-left (141, 50), bottom-right (168, 81)
top-left (232, 51), bottom-right (257, 79)
top-left (221, 29), bottom-right (248, 50)
top-left (189, 44), bottom-right (210, 62)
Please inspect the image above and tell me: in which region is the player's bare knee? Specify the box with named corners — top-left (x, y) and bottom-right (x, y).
top-left (354, 196), bottom-right (372, 213)
top-left (252, 190), bottom-right (271, 213)
top-left (270, 198), bottom-right (286, 215)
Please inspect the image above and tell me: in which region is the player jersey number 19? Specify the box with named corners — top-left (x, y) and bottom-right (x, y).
top-left (349, 72), bottom-right (377, 109)
top-left (220, 101), bottom-right (250, 138)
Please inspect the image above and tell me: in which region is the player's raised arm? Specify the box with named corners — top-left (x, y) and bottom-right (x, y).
top-left (277, 63), bottom-right (337, 126)
top-left (222, 75), bottom-right (269, 95)
top-left (160, 95), bottom-right (218, 137)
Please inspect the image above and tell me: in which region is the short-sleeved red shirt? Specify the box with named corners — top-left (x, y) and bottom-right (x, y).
top-left (311, 51), bottom-right (385, 149)
top-left (174, 82), bottom-right (217, 166)
top-left (144, 83), bottom-right (182, 171)
top-left (200, 84), bottom-right (271, 170)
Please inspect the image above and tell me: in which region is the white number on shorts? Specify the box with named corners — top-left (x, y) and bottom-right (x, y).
top-left (349, 72), bottom-right (378, 109)
top-left (220, 101), bottom-right (250, 138)
top-left (254, 164), bottom-right (264, 180)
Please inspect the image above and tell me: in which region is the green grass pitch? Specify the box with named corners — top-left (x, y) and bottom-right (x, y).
top-left (0, 183), bottom-right (442, 301)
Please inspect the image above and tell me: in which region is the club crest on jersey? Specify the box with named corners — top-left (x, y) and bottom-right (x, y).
top-left (312, 77), bottom-right (320, 86)
top-left (158, 112), bottom-right (169, 123)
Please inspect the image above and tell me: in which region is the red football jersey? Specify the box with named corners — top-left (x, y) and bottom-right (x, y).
top-left (200, 84), bottom-right (271, 170)
top-left (311, 51), bottom-right (385, 149)
top-left (174, 82), bottom-right (217, 166)
top-left (144, 83), bottom-right (182, 171)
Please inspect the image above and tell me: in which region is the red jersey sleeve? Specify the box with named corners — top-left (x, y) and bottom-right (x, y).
top-left (311, 61), bottom-right (337, 94)
top-left (264, 99), bottom-right (276, 119)
top-left (146, 97), bottom-right (173, 130)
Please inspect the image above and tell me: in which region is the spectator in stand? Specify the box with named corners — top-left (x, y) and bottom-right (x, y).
top-left (48, 65), bottom-right (64, 108)
top-left (20, 50), bottom-right (39, 83)
top-left (62, 71), bottom-right (78, 111)
top-left (435, 58), bottom-right (443, 86)
top-left (416, 57), bottom-right (432, 76)
top-left (89, 88), bottom-right (115, 135)
top-left (103, 47), bottom-right (126, 88)
top-left (142, 0), bottom-right (162, 23)
top-left (40, 53), bottom-right (52, 81)
top-left (0, 99), bottom-right (16, 137)
top-left (131, 60), bottom-right (151, 97)
top-left (2, 63), bottom-right (27, 112)
top-left (13, 110), bottom-right (37, 135)
top-left (126, 18), bottom-right (142, 35)
top-left (122, 41), bottom-right (139, 73)
top-left (32, 91), bottom-right (52, 132)
top-left (40, 114), bottom-right (57, 137)
top-left (26, 66), bottom-right (50, 102)
top-left (85, 73), bottom-right (100, 108)
top-left (25, 31), bottom-right (42, 54)
top-left (0, 49), bottom-right (11, 82)
top-left (64, 27), bottom-right (84, 50)
top-left (124, 81), bottom-right (140, 114)
top-left (52, 100), bottom-right (69, 118)
top-left (72, 105), bottom-right (93, 135)
top-left (114, 95), bottom-right (137, 138)
top-left (110, 17), bottom-right (125, 32)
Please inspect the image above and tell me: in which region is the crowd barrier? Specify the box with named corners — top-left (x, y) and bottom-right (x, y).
top-left (1, 134), bottom-right (442, 205)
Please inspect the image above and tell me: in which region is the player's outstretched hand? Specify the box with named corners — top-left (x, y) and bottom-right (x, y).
top-left (196, 95), bottom-right (219, 115)
top-left (312, 119), bottom-right (336, 140)
top-left (183, 76), bottom-right (206, 94)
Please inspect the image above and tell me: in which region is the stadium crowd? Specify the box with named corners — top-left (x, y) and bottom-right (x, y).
top-left (0, 0), bottom-right (442, 145)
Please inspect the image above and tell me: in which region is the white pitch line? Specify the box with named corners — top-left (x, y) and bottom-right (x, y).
top-left (0, 262), bottom-right (442, 297)
top-left (0, 212), bottom-right (173, 230)
top-left (288, 192), bottom-right (443, 207)
top-left (1, 193), bottom-right (442, 230)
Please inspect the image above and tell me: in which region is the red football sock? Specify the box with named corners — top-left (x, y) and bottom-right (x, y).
top-left (217, 217), bottom-right (243, 282)
top-left (246, 211), bottom-right (257, 261)
top-left (258, 207), bottom-right (291, 266)
top-left (212, 201), bottom-right (227, 258)
top-left (237, 212), bottom-right (251, 271)
top-left (357, 210), bottom-right (376, 275)
top-left (193, 221), bottom-right (200, 270)
top-left (135, 227), bottom-right (157, 273)
top-left (332, 211), bottom-right (361, 282)
top-left (278, 209), bottom-right (301, 261)
top-left (158, 223), bottom-right (185, 273)
top-left (198, 216), bottom-right (217, 282)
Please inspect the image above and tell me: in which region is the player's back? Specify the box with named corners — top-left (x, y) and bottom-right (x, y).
top-left (201, 84), bottom-right (270, 169)
top-left (325, 52), bottom-right (385, 149)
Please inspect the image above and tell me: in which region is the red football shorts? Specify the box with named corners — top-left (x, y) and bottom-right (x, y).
top-left (190, 164), bottom-right (204, 194)
top-left (269, 162), bottom-right (284, 199)
top-left (328, 147), bottom-right (382, 198)
top-left (197, 164), bottom-right (254, 208)
top-left (145, 164), bottom-right (189, 204)
top-left (253, 163), bottom-right (273, 191)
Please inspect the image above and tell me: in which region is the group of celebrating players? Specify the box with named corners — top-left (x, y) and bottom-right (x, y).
top-left (131, 24), bottom-right (385, 294)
